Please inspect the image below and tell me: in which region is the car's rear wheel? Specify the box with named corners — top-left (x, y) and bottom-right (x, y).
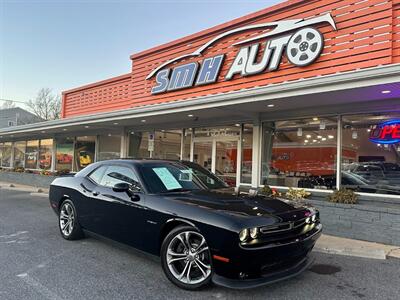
top-left (161, 225), bottom-right (212, 290)
top-left (59, 200), bottom-right (83, 240)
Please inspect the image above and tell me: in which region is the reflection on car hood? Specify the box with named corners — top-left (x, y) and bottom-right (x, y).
top-left (165, 188), bottom-right (308, 218)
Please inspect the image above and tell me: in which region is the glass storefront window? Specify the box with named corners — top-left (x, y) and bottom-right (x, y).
top-left (14, 141), bottom-right (26, 168)
top-left (56, 138), bottom-right (74, 171)
top-left (25, 140), bottom-right (39, 169)
top-left (129, 130), bottom-right (182, 160)
top-left (193, 125), bottom-right (240, 186)
top-left (262, 117), bottom-right (338, 190)
top-left (2, 142), bottom-right (12, 167)
top-left (241, 124), bottom-right (253, 184)
top-left (39, 139), bottom-right (53, 170)
top-left (98, 134), bottom-right (121, 161)
top-left (341, 113), bottom-right (400, 195)
top-left (74, 136), bottom-right (95, 170)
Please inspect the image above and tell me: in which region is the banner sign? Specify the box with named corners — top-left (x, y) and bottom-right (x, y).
top-left (147, 13), bottom-right (336, 95)
top-left (369, 120), bottom-right (400, 144)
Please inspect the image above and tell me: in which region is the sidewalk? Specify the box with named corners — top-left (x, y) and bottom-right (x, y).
top-left (1, 181), bottom-right (399, 260)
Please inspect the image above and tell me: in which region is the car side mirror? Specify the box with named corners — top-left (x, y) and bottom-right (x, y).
top-left (113, 182), bottom-right (130, 193)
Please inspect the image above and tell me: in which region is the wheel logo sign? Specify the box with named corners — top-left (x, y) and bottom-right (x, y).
top-left (287, 27), bottom-right (324, 66)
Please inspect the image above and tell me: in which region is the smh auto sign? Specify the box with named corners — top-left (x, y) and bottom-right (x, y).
top-left (147, 14), bottom-right (337, 95)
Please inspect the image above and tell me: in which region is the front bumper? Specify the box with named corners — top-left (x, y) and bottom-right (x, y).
top-left (212, 254), bottom-right (315, 289)
top-left (211, 223), bottom-right (322, 289)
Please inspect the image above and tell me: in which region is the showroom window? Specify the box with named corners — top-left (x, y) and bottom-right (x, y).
top-left (56, 138), bottom-right (74, 171)
top-left (241, 124), bottom-right (253, 184)
top-left (128, 130), bottom-right (183, 160)
top-left (14, 141), bottom-right (26, 168)
top-left (74, 136), bottom-right (95, 171)
top-left (39, 139), bottom-right (53, 170)
top-left (25, 140), bottom-right (39, 169)
top-left (341, 113), bottom-right (400, 195)
top-left (98, 134), bottom-right (121, 161)
top-left (261, 117), bottom-right (338, 190)
top-left (1, 142), bottom-right (12, 167)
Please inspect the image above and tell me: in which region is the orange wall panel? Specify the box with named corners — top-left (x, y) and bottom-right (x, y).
top-left (62, 0), bottom-right (398, 118)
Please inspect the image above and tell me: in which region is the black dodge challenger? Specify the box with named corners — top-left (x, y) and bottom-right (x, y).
top-left (49, 159), bottom-right (321, 290)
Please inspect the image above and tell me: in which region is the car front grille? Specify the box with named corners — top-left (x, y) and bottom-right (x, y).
top-left (260, 218), bottom-right (306, 235)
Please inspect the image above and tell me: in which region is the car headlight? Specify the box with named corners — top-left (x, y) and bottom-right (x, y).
top-left (305, 217), bottom-right (311, 224)
top-left (239, 229), bottom-right (249, 242)
top-left (249, 227), bottom-right (259, 239)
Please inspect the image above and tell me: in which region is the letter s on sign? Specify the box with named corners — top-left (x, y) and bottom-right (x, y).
top-left (151, 69), bottom-right (170, 94)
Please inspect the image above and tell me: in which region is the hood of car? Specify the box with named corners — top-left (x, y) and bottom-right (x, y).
top-left (165, 188), bottom-right (309, 221)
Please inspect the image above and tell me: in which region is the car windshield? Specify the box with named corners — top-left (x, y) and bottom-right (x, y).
top-left (180, 161), bottom-right (229, 190)
top-left (140, 162), bottom-right (227, 194)
top-left (139, 161), bottom-right (228, 194)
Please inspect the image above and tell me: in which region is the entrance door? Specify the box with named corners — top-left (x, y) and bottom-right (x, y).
top-left (193, 136), bottom-right (239, 187)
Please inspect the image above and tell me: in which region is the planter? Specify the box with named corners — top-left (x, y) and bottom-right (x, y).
top-left (306, 198), bottom-right (400, 246)
top-left (0, 171), bottom-right (56, 189)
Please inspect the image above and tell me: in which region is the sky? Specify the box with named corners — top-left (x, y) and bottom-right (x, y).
top-left (0, 0), bottom-right (282, 108)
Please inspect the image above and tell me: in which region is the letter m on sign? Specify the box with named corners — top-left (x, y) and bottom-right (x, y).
top-left (167, 62), bottom-right (198, 91)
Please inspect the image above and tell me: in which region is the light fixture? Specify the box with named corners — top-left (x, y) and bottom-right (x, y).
top-left (313, 117), bottom-right (319, 121)
top-left (41, 131), bottom-right (46, 133)
top-left (249, 228), bottom-right (259, 239)
top-left (235, 123), bottom-right (241, 127)
top-left (108, 133), bottom-right (112, 137)
top-left (320, 120), bottom-right (326, 130)
top-left (304, 140), bottom-right (309, 143)
top-left (367, 128), bottom-right (371, 132)
top-left (313, 139), bottom-right (317, 142)
top-left (317, 135), bottom-right (322, 139)
top-left (63, 129), bottom-right (67, 131)
top-left (113, 122), bottom-right (119, 125)
top-left (239, 229), bottom-right (249, 242)
top-left (84, 125), bottom-right (89, 129)
top-left (321, 137), bottom-right (327, 141)
top-left (188, 114), bottom-right (194, 117)
top-left (352, 131), bottom-right (358, 139)
top-left (328, 135), bottom-right (334, 139)
top-left (381, 90), bottom-right (391, 94)
top-left (141, 119), bottom-right (146, 123)
top-left (267, 104), bottom-right (275, 107)
top-left (306, 134), bottom-right (311, 138)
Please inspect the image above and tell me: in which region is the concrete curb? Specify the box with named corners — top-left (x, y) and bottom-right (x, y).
top-left (315, 234), bottom-right (400, 260)
top-left (314, 246), bottom-right (386, 260)
top-left (30, 192), bottom-right (49, 198)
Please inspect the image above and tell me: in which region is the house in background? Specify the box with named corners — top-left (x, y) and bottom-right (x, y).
top-left (0, 107), bottom-right (43, 128)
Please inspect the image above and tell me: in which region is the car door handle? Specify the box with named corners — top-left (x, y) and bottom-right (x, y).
top-left (92, 191), bottom-right (100, 196)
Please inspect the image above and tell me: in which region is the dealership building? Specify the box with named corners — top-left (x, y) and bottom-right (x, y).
top-left (1, 0), bottom-right (400, 243)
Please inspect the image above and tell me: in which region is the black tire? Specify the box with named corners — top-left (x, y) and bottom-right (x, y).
top-left (161, 225), bottom-right (213, 290)
top-left (59, 199), bottom-right (84, 240)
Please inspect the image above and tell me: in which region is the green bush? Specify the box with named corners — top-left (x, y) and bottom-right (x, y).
top-left (328, 188), bottom-right (358, 204)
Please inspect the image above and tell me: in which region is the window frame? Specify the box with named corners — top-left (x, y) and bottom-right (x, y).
top-left (86, 163), bottom-right (145, 193)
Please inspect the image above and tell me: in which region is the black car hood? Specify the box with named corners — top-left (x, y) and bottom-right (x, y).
top-left (164, 188), bottom-right (308, 220)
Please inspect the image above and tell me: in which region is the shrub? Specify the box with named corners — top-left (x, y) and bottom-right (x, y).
top-left (56, 169), bottom-right (70, 176)
top-left (328, 188), bottom-right (358, 204)
top-left (259, 185), bottom-right (282, 198)
top-left (285, 188), bottom-right (311, 200)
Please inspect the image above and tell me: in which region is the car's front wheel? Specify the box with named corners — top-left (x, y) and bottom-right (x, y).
top-left (59, 200), bottom-right (83, 240)
top-left (161, 226), bottom-right (212, 290)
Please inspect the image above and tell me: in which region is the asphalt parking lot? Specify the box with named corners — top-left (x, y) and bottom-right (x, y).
top-left (1, 188), bottom-right (400, 300)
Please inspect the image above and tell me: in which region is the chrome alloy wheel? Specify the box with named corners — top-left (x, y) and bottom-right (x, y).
top-left (166, 231), bottom-right (211, 285)
top-left (59, 202), bottom-right (75, 237)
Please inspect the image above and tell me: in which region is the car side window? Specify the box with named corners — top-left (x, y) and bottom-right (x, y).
top-left (88, 166), bottom-right (108, 185)
top-left (100, 165), bottom-right (140, 188)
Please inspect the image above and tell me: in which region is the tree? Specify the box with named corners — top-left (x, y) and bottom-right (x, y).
top-left (27, 88), bottom-right (61, 120)
top-left (1, 100), bottom-right (16, 109)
